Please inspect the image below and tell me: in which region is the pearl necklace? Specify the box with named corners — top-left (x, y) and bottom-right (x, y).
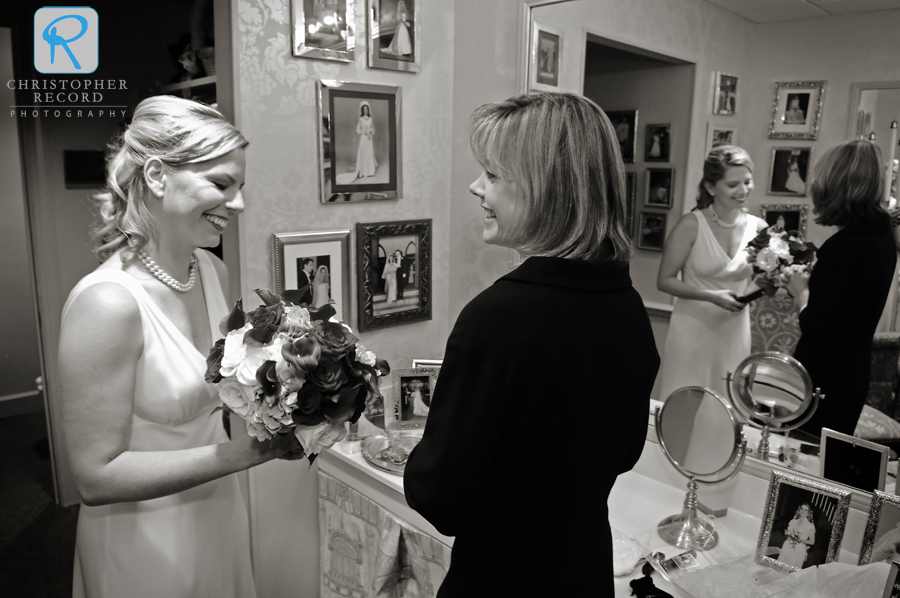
top-left (709, 207), bottom-right (742, 229)
top-left (137, 250), bottom-right (199, 293)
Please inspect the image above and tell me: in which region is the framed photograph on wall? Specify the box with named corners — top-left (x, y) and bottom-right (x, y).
top-left (768, 147), bottom-right (812, 197)
top-left (625, 171), bottom-right (637, 236)
top-left (645, 168), bottom-right (674, 209)
top-left (272, 229), bottom-right (351, 323)
top-left (411, 358), bottom-right (442, 368)
top-left (760, 204), bottom-right (809, 238)
top-left (291, 0), bottom-right (355, 62)
top-left (769, 81), bottom-right (826, 140)
top-left (357, 219), bottom-right (432, 332)
top-left (713, 72), bottom-right (738, 115)
top-left (705, 123), bottom-right (736, 155)
top-left (317, 80), bottom-right (402, 203)
top-left (607, 110), bottom-right (638, 164)
top-left (644, 124), bottom-right (671, 162)
top-left (529, 21), bottom-right (562, 91)
top-left (858, 490), bottom-right (900, 565)
top-left (756, 471), bottom-right (850, 573)
top-left (368, 0), bottom-right (420, 72)
top-left (385, 366), bottom-right (440, 432)
top-left (637, 211), bottom-right (667, 252)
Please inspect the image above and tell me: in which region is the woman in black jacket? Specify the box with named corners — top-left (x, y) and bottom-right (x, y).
top-left (403, 92), bottom-right (660, 597)
top-left (788, 140), bottom-right (897, 438)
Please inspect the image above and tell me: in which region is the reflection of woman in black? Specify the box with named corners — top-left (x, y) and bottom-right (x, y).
top-left (788, 140), bottom-right (897, 438)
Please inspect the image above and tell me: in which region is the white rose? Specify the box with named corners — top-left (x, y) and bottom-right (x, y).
top-left (219, 323), bottom-right (253, 378)
top-left (355, 344), bottom-right (377, 367)
top-left (235, 342), bottom-right (271, 387)
top-left (755, 247), bottom-right (780, 274)
top-left (294, 420), bottom-right (347, 455)
top-left (283, 305), bottom-right (311, 331)
top-left (217, 378), bottom-right (257, 418)
top-left (768, 236), bottom-right (791, 260)
top-left (245, 419), bottom-right (273, 442)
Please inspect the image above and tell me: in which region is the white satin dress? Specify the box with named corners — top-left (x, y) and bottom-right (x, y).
top-left (658, 211), bottom-right (765, 401)
top-left (65, 250), bottom-right (257, 598)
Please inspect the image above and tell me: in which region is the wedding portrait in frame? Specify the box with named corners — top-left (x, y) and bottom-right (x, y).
top-left (713, 72), bottom-right (738, 115)
top-left (357, 219), bottom-right (432, 332)
top-left (858, 490), bottom-right (900, 565)
top-left (607, 110), bottom-right (638, 164)
top-left (644, 124), bottom-right (671, 162)
top-left (317, 81), bottom-right (402, 203)
top-left (769, 81), bottom-right (826, 140)
top-left (757, 471), bottom-right (850, 573)
top-left (760, 204), bottom-right (809, 238)
top-left (768, 148), bottom-right (812, 197)
top-left (705, 123), bottom-right (736, 155)
top-left (386, 367), bottom-right (440, 432)
top-left (529, 21), bottom-right (562, 91)
top-left (291, 0), bottom-right (355, 62)
top-left (645, 168), bottom-right (674, 209)
top-left (272, 230), bottom-right (351, 324)
top-left (637, 212), bottom-right (666, 252)
top-left (367, 0), bottom-right (420, 72)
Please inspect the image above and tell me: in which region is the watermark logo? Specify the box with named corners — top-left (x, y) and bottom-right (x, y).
top-left (34, 7), bottom-right (99, 74)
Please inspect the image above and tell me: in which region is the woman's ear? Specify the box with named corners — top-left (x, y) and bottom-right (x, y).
top-left (144, 157), bottom-right (166, 199)
top-left (702, 181), bottom-right (715, 198)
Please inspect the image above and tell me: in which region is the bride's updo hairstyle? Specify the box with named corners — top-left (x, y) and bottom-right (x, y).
top-left (695, 145), bottom-right (754, 210)
top-left (92, 95), bottom-right (248, 262)
top-left (469, 91), bottom-right (631, 264)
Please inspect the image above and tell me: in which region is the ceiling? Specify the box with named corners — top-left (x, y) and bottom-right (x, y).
top-left (704, 0), bottom-right (900, 23)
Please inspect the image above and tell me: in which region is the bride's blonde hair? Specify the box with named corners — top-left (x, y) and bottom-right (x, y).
top-left (91, 95), bottom-right (248, 262)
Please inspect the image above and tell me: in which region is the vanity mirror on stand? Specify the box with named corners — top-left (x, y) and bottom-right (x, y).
top-left (655, 387), bottom-right (747, 550)
top-left (725, 352), bottom-right (823, 463)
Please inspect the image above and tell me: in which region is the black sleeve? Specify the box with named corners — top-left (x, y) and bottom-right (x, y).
top-left (798, 243), bottom-right (857, 346)
top-left (403, 296), bottom-right (511, 537)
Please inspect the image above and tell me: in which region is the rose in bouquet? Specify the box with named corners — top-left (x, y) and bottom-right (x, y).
top-left (205, 288), bottom-right (390, 463)
top-left (738, 226), bottom-right (817, 303)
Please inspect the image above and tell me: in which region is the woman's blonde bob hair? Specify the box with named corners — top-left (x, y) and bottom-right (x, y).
top-left (811, 139), bottom-right (887, 227)
top-left (91, 95), bottom-right (248, 262)
top-left (469, 91), bottom-right (631, 264)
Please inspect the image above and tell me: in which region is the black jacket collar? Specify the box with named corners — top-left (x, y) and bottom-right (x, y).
top-left (498, 256), bottom-right (632, 292)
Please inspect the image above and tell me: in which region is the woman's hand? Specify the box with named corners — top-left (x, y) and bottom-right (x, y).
top-left (786, 269), bottom-right (810, 301)
top-left (706, 289), bottom-right (746, 312)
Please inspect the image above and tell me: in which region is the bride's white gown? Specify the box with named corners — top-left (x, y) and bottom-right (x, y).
top-left (65, 250), bottom-right (257, 598)
top-left (658, 211), bottom-right (765, 400)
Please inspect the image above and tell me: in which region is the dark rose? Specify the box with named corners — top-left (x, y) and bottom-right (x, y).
top-left (282, 336), bottom-right (321, 373)
top-left (219, 299), bottom-right (248, 336)
top-left (244, 303), bottom-right (284, 344)
top-left (310, 322), bottom-right (358, 358)
top-left (255, 360), bottom-right (281, 400)
top-left (296, 385), bottom-right (324, 415)
top-left (205, 338), bottom-right (226, 383)
top-left (322, 384), bottom-right (365, 423)
top-left (306, 355), bottom-right (349, 392)
top-left (307, 303), bottom-right (337, 324)
top-left (254, 288), bottom-right (282, 307)
top-left (292, 409), bottom-right (325, 426)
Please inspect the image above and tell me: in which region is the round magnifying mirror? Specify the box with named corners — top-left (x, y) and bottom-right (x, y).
top-left (726, 352), bottom-right (822, 460)
top-left (655, 387), bottom-right (747, 550)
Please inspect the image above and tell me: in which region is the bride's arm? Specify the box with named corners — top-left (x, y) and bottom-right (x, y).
top-left (58, 283), bottom-right (295, 507)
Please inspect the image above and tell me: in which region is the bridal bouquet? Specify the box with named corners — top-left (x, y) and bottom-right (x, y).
top-left (205, 288), bottom-right (390, 463)
top-left (738, 226), bottom-right (817, 303)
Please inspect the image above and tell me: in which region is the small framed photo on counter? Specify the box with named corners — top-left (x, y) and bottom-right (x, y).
top-left (756, 471), bottom-right (851, 573)
top-left (819, 427), bottom-right (890, 493)
top-left (386, 366), bottom-right (440, 432)
top-left (860, 491), bottom-right (900, 566)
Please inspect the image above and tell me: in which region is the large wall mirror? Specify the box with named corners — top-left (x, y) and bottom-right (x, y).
top-left (526, 0), bottom-right (900, 504)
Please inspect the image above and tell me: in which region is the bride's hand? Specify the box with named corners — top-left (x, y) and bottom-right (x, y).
top-left (707, 289), bottom-right (745, 312)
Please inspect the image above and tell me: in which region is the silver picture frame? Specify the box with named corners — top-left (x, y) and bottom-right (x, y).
top-left (760, 204), bottom-right (809, 238)
top-left (769, 81), bottom-right (826, 140)
top-left (528, 21), bottom-right (562, 91)
top-left (291, 0), bottom-right (356, 63)
top-left (367, 0), bottom-right (420, 72)
top-left (272, 229), bottom-right (352, 324)
top-left (767, 147), bottom-right (812, 198)
top-left (858, 490), bottom-right (900, 565)
top-left (756, 470), bottom-right (851, 573)
top-left (386, 366), bottom-right (440, 432)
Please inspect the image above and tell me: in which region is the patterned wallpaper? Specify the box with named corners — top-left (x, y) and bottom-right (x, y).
top-left (233, 0), bottom-right (453, 368)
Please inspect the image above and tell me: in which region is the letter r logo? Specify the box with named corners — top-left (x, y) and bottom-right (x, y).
top-left (34, 7), bottom-right (99, 74)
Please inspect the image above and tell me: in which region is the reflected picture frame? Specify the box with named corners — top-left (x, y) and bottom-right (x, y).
top-left (858, 490), bottom-right (900, 565)
top-left (713, 71), bottom-right (738, 115)
top-left (291, 0), bottom-right (356, 63)
top-left (356, 219), bottom-right (432, 332)
top-left (272, 230), bottom-right (352, 324)
top-left (760, 204), bottom-right (809, 238)
top-left (637, 211), bottom-right (666, 252)
top-left (607, 110), bottom-right (638, 164)
top-left (756, 471), bottom-right (850, 573)
top-left (386, 366), bottom-right (440, 432)
top-left (367, 0), bottom-right (420, 72)
top-left (705, 123), bottom-right (736, 156)
top-left (529, 21), bottom-right (562, 91)
top-left (768, 147), bottom-right (812, 198)
top-left (645, 167), bottom-right (674, 209)
top-left (316, 80), bottom-right (402, 203)
top-left (769, 81), bottom-right (826, 140)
